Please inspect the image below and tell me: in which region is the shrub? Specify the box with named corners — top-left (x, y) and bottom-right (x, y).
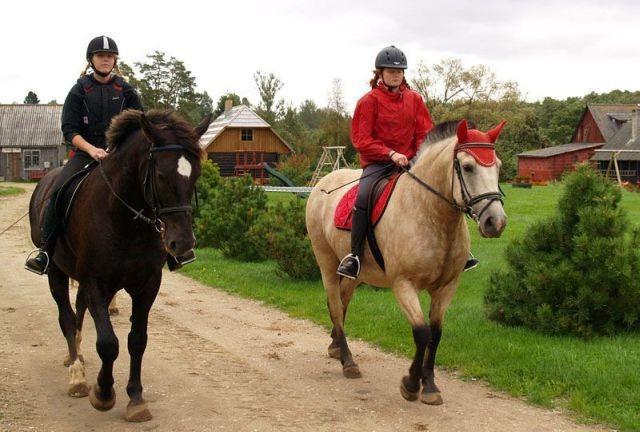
top-left (275, 154), bottom-right (313, 186)
top-left (254, 197), bottom-right (321, 280)
top-left (485, 164), bottom-right (640, 337)
top-left (195, 167), bottom-right (268, 261)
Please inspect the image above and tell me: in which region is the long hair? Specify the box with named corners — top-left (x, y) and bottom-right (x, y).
top-left (369, 68), bottom-right (410, 90)
top-left (79, 56), bottom-right (121, 78)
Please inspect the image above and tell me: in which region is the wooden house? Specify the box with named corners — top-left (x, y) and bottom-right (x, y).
top-left (0, 104), bottom-right (66, 181)
top-left (198, 101), bottom-right (293, 183)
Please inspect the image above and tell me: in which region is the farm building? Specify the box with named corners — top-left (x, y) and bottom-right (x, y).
top-left (198, 101), bottom-right (293, 183)
top-left (591, 107), bottom-right (640, 184)
top-left (517, 104), bottom-right (639, 182)
top-left (0, 104), bottom-right (66, 181)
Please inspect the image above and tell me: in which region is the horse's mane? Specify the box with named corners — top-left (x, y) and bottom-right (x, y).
top-left (415, 119), bottom-right (476, 160)
top-left (106, 109), bottom-right (203, 158)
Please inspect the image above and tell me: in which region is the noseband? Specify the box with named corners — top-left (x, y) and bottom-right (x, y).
top-left (99, 144), bottom-right (193, 232)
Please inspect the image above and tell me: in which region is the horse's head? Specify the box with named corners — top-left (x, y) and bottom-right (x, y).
top-left (453, 119), bottom-right (507, 238)
top-left (137, 111), bottom-right (212, 257)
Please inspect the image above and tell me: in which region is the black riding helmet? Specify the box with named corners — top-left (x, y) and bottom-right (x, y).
top-left (86, 36), bottom-right (119, 61)
top-left (375, 45), bottom-right (407, 69)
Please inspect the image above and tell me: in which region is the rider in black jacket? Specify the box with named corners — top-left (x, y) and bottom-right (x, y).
top-left (25, 36), bottom-right (142, 275)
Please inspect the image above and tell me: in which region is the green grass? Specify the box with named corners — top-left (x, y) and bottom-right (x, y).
top-left (265, 191), bottom-right (301, 207)
top-left (0, 185), bottom-right (25, 196)
top-left (182, 183), bottom-right (640, 431)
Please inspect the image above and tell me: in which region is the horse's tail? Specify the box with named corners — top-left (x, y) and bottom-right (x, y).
top-left (28, 169), bottom-right (60, 247)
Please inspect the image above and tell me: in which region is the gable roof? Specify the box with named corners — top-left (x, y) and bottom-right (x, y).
top-left (0, 104), bottom-right (64, 148)
top-left (591, 120), bottom-right (640, 161)
top-left (199, 105), bottom-right (270, 147)
top-left (572, 104), bottom-right (639, 142)
top-left (518, 143), bottom-right (603, 158)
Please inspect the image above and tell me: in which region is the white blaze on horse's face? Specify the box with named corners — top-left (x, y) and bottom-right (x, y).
top-left (177, 156), bottom-right (192, 179)
top-left (456, 152), bottom-right (507, 238)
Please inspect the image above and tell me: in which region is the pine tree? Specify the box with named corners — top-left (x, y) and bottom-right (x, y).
top-left (24, 91), bottom-right (40, 104)
top-left (485, 164), bottom-right (640, 337)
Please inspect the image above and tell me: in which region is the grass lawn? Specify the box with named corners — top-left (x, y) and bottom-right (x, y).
top-left (0, 185), bottom-right (25, 197)
top-left (182, 183), bottom-right (640, 431)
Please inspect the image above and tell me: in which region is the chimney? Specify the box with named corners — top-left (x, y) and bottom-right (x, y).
top-left (632, 105), bottom-right (640, 141)
top-left (224, 98), bottom-right (233, 112)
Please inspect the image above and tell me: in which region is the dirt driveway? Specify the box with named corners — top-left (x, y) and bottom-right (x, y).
top-left (0, 183), bottom-right (605, 431)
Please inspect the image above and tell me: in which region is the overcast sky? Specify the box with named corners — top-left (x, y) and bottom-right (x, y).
top-left (2, 0), bottom-right (638, 113)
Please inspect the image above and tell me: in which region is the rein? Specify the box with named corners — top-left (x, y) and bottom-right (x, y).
top-left (99, 144), bottom-right (193, 233)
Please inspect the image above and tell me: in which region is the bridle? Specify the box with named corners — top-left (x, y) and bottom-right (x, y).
top-left (99, 143), bottom-right (194, 233)
top-left (403, 142), bottom-right (504, 221)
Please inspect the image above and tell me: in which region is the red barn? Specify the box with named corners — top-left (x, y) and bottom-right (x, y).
top-left (517, 104), bottom-right (639, 181)
top-left (517, 143), bottom-right (602, 182)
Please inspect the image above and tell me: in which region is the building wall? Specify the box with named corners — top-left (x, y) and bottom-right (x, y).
top-left (205, 128), bottom-right (291, 154)
top-left (572, 111), bottom-right (605, 143)
top-left (518, 147), bottom-right (601, 181)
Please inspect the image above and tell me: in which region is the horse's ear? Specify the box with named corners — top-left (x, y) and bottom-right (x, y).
top-left (194, 113), bottom-right (213, 137)
top-left (139, 113), bottom-right (159, 145)
top-left (456, 119), bottom-right (468, 143)
top-left (487, 120), bottom-right (507, 143)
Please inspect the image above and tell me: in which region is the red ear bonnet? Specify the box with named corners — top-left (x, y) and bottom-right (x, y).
top-left (454, 120), bottom-right (506, 167)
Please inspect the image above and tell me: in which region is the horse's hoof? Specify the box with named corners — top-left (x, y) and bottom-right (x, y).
top-left (400, 376), bottom-right (419, 401)
top-left (89, 384), bottom-right (116, 411)
top-left (68, 382), bottom-right (90, 398)
top-left (108, 308), bottom-right (119, 316)
top-left (328, 346), bottom-right (341, 360)
top-left (126, 400), bottom-right (153, 422)
top-left (342, 364), bottom-right (362, 379)
top-left (420, 391), bottom-right (443, 405)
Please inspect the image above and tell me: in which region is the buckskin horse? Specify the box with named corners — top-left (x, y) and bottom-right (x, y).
top-left (28, 109), bottom-right (211, 421)
top-left (306, 119), bottom-right (507, 405)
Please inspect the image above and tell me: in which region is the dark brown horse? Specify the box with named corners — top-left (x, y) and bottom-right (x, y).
top-left (28, 109), bottom-right (211, 422)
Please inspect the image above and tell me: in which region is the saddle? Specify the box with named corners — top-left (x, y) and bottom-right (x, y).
top-left (334, 172), bottom-right (403, 271)
top-left (55, 161), bottom-right (98, 227)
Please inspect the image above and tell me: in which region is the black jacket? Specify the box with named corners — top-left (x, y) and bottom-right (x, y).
top-left (61, 74), bottom-right (143, 149)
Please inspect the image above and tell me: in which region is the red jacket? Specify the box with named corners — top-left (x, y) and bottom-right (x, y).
top-left (351, 82), bottom-right (434, 167)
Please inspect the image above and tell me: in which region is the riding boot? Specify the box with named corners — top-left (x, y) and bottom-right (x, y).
top-left (464, 252), bottom-right (479, 272)
top-left (166, 249), bottom-right (196, 272)
top-left (24, 193), bottom-right (60, 275)
top-left (337, 207), bottom-right (368, 280)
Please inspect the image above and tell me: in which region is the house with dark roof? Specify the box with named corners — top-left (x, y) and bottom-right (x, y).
top-left (517, 104), bottom-right (639, 182)
top-left (198, 100), bottom-right (293, 183)
top-left (0, 104), bottom-right (66, 181)
top-left (591, 107), bottom-right (640, 183)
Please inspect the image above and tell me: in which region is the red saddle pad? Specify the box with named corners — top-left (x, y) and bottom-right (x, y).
top-left (334, 174), bottom-right (401, 230)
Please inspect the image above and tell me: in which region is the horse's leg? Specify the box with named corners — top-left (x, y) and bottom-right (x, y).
top-left (74, 289), bottom-right (88, 365)
top-left (421, 281), bottom-right (458, 406)
top-left (48, 264), bottom-right (89, 397)
top-left (85, 282), bottom-right (118, 412)
top-left (392, 279), bottom-right (429, 402)
top-left (108, 293), bottom-right (119, 316)
top-left (124, 273), bottom-right (160, 422)
top-left (328, 278), bottom-right (358, 360)
top-left (324, 270), bottom-right (361, 378)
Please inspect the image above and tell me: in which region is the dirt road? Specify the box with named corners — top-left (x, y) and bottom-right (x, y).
top-left (0, 183), bottom-right (604, 431)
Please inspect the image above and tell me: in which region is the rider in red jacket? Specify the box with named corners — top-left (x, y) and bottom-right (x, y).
top-left (337, 46), bottom-right (478, 279)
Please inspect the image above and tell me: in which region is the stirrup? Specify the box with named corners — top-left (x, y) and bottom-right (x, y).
top-left (336, 253), bottom-right (361, 280)
top-left (24, 248), bottom-right (50, 275)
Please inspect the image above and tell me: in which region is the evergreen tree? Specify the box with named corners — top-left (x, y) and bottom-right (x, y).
top-left (24, 91), bottom-right (39, 104)
top-left (485, 164), bottom-right (640, 337)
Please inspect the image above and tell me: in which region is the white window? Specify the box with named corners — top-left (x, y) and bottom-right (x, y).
top-left (23, 149), bottom-right (41, 169)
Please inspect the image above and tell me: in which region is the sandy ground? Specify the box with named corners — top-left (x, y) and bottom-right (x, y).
top-left (0, 182), bottom-right (606, 432)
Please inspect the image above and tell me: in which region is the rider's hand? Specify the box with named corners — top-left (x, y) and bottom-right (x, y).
top-left (390, 151), bottom-right (409, 167)
top-left (89, 147), bottom-right (108, 161)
